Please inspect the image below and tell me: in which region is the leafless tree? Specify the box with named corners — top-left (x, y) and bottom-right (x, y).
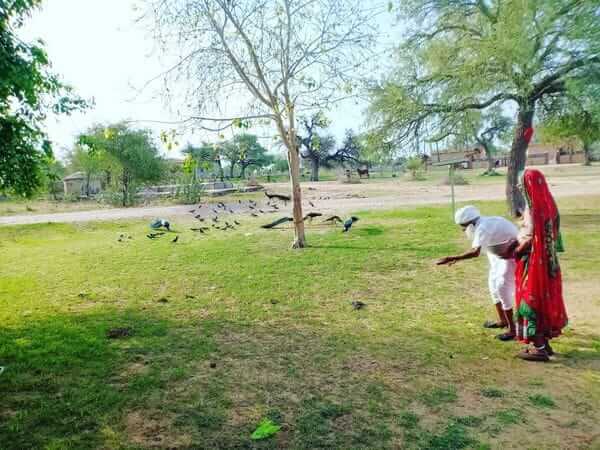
top-left (145, 0), bottom-right (381, 247)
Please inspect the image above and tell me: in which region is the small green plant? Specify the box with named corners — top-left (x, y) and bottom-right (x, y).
top-left (495, 408), bottom-right (523, 425)
top-left (421, 386), bottom-right (458, 407)
top-left (528, 393), bottom-right (556, 408)
top-left (426, 422), bottom-right (477, 450)
top-left (405, 156), bottom-right (426, 180)
top-left (455, 415), bottom-right (484, 427)
top-left (481, 387), bottom-right (505, 398)
top-left (397, 411), bottom-right (419, 429)
top-left (251, 418), bottom-right (281, 440)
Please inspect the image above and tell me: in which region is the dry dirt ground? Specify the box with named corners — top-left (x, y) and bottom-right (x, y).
top-left (1, 165), bottom-right (599, 226)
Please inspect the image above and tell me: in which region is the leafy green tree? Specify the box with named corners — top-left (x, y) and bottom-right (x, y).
top-left (370, 0), bottom-right (600, 214)
top-left (233, 134), bottom-right (272, 179)
top-left (298, 113), bottom-right (334, 181)
top-left (539, 81), bottom-right (600, 166)
top-left (67, 144), bottom-right (116, 196)
top-left (0, 0), bottom-right (87, 197)
top-left (41, 157), bottom-right (65, 200)
top-left (182, 142), bottom-right (225, 180)
top-left (80, 124), bottom-right (163, 206)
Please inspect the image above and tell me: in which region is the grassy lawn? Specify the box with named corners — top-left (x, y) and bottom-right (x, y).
top-left (1, 197), bottom-right (599, 449)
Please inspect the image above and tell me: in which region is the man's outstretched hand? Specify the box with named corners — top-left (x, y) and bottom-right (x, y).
top-left (436, 257), bottom-right (456, 266)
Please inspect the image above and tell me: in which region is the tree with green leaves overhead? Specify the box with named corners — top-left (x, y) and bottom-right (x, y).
top-left (370, 0), bottom-right (600, 214)
top-left (538, 79), bottom-right (600, 166)
top-left (79, 124), bottom-right (163, 206)
top-left (0, 0), bottom-right (87, 197)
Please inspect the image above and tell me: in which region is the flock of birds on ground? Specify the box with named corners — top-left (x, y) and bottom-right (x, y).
top-left (121, 191), bottom-right (360, 244)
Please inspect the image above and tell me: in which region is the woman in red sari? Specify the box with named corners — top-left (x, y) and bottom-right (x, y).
top-left (513, 168), bottom-right (568, 361)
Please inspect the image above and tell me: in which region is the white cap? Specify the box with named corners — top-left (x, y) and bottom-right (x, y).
top-left (454, 205), bottom-right (480, 225)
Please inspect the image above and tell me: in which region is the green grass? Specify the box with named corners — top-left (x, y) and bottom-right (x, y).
top-left (1, 197), bottom-right (599, 449)
top-left (528, 394), bottom-right (557, 409)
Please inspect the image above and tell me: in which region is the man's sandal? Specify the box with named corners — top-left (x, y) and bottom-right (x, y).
top-left (495, 332), bottom-right (515, 341)
top-left (483, 320), bottom-right (508, 329)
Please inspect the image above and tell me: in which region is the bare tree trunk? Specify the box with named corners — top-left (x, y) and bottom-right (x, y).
top-left (483, 143), bottom-right (495, 173)
top-left (287, 140), bottom-right (306, 248)
top-left (310, 157), bottom-right (319, 181)
top-left (229, 164), bottom-right (235, 179)
top-left (583, 141), bottom-right (591, 166)
top-left (506, 104), bottom-right (534, 216)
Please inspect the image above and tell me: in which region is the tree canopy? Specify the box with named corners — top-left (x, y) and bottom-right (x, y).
top-left (79, 124), bottom-right (163, 206)
top-left (369, 0), bottom-right (600, 214)
top-left (0, 0), bottom-right (87, 197)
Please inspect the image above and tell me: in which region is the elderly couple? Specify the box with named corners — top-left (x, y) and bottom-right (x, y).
top-left (437, 168), bottom-right (568, 362)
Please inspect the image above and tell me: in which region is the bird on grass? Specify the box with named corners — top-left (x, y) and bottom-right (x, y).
top-left (323, 215), bottom-right (342, 224)
top-left (150, 218), bottom-right (170, 231)
top-left (261, 217), bottom-right (293, 229)
top-left (234, 220), bottom-right (241, 226)
top-left (171, 236), bottom-right (179, 243)
top-left (272, 204), bottom-right (279, 210)
top-left (343, 216), bottom-right (359, 232)
top-left (212, 216), bottom-right (219, 223)
top-left (351, 301), bottom-right (366, 310)
top-left (309, 200), bottom-right (315, 207)
top-left (147, 233), bottom-right (163, 239)
top-left (303, 212), bottom-right (323, 223)
top-left (251, 213), bottom-right (259, 217)
top-left (190, 227), bottom-right (209, 233)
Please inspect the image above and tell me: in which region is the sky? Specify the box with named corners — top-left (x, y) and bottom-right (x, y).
top-left (21, 1), bottom-right (395, 161)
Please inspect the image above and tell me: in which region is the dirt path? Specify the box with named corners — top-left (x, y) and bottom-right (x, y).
top-left (2, 168), bottom-right (599, 226)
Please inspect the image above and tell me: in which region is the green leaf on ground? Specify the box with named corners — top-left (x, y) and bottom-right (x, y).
top-left (251, 418), bottom-right (281, 440)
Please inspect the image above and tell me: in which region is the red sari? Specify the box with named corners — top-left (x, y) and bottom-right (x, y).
top-left (515, 169), bottom-right (568, 342)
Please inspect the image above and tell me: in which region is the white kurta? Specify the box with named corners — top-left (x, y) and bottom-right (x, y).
top-left (472, 216), bottom-right (519, 310)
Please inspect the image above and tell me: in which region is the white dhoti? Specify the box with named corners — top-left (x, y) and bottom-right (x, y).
top-left (487, 253), bottom-right (515, 310)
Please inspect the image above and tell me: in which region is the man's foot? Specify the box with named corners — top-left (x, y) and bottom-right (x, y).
top-left (484, 320), bottom-right (508, 329)
top-left (496, 332), bottom-right (515, 341)
top-left (517, 348), bottom-right (549, 362)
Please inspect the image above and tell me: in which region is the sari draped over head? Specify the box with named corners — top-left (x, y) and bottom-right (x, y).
top-left (515, 169), bottom-right (568, 342)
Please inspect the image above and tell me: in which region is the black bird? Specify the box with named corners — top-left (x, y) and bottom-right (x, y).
top-left (172, 236), bottom-right (179, 243)
top-left (197, 217), bottom-right (205, 222)
top-left (261, 217), bottom-right (293, 229)
top-left (251, 213), bottom-right (259, 217)
top-left (194, 214), bottom-right (203, 219)
top-left (212, 216), bottom-right (219, 223)
top-left (303, 212), bottom-right (323, 222)
top-left (309, 201), bottom-right (315, 207)
top-left (190, 227), bottom-right (208, 233)
top-left (272, 204), bottom-right (279, 210)
top-left (188, 209), bottom-right (196, 214)
top-left (249, 204), bottom-right (256, 210)
top-left (343, 216), bottom-right (359, 232)
top-left (351, 300), bottom-right (366, 310)
top-left (323, 215), bottom-right (343, 224)
top-left (146, 234), bottom-right (159, 239)
top-left (259, 209), bottom-right (265, 214)
top-left (217, 202), bottom-right (226, 208)
top-left (212, 208), bottom-right (219, 214)
top-left (238, 199), bottom-right (242, 204)
top-left (234, 220), bottom-right (241, 226)
top-left (228, 209), bottom-right (234, 214)
top-left (265, 191), bottom-right (291, 202)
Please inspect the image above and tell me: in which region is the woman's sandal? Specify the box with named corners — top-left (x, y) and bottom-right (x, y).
top-left (517, 348), bottom-right (549, 362)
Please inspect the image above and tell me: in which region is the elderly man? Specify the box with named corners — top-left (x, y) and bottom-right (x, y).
top-left (437, 206), bottom-right (518, 341)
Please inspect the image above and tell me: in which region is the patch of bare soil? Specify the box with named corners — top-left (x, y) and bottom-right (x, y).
top-left (125, 410), bottom-right (192, 449)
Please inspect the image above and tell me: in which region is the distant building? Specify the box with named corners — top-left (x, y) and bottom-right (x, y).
top-left (63, 172), bottom-right (101, 197)
top-left (526, 143), bottom-right (585, 165)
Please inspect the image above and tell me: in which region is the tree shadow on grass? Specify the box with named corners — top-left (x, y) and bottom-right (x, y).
top-left (0, 310), bottom-right (217, 450)
top-left (558, 332), bottom-right (600, 369)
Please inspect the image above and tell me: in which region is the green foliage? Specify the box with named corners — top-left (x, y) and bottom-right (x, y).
top-left (250, 418), bottom-right (281, 440)
top-left (480, 387), bottom-right (504, 398)
top-left (405, 156), bottom-right (425, 180)
top-left (0, 0), bottom-right (87, 197)
top-left (528, 393), bottom-right (556, 409)
top-left (420, 386), bottom-right (458, 407)
top-left (79, 124), bottom-right (163, 206)
top-left (494, 409), bottom-right (523, 425)
top-left (226, 133), bottom-right (272, 178)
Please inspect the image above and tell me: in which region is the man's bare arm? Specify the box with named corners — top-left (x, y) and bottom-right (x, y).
top-left (436, 247), bottom-right (481, 266)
